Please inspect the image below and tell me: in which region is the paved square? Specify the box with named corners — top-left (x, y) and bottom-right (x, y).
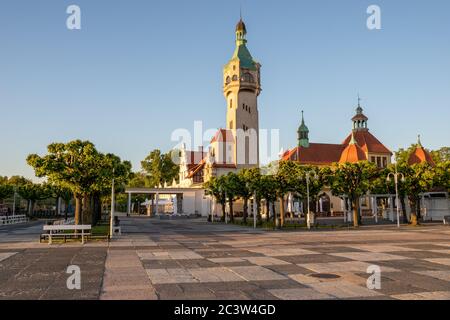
top-left (0, 217), bottom-right (449, 300)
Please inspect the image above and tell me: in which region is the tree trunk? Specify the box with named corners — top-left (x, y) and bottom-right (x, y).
top-left (416, 197), bottom-right (422, 221)
top-left (64, 199), bottom-right (68, 220)
top-left (243, 198), bottom-right (248, 224)
top-left (228, 198), bottom-right (234, 223)
top-left (409, 197), bottom-right (419, 226)
top-left (400, 196), bottom-right (408, 224)
top-left (272, 202), bottom-right (277, 225)
top-left (221, 202), bottom-right (226, 222)
top-left (55, 197), bottom-right (59, 217)
top-left (74, 195), bottom-right (81, 225)
top-left (27, 200), bottom-right (33, 217)
top-left (82, 194), bottom-right (92, 225)
top-left (265, 200), bottom-right (270, 222)
top-left (256, 199), bottom-right (262, 222)
top-left (352, 198), bottom-right (359, 227)
top-left (279, 196), bottom-right (285, 228)
top-left (92, 194), bottom-right (101, 226)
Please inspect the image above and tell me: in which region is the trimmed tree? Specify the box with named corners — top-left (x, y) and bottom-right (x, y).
top-left (330, 161), bottom-right (378, 227)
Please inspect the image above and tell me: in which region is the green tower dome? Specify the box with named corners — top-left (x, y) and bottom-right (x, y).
top-left (297, 110), bottom-right (310, 148)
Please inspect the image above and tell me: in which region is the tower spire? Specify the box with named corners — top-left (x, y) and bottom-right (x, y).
top-left (417, 134), bottom-right (422, 147)
top-left (298, 109), bottom-right (309, 148)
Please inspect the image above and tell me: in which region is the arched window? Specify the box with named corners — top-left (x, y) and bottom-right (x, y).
top-left (226, 76), bottom-right (231, 85)
top-left (230, 99), bottom-right (233, 109)
top-left (232, 75), bottom-right (238, 81)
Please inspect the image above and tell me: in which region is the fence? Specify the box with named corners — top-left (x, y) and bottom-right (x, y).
top-left (0, 215), bottom-right (29, 225)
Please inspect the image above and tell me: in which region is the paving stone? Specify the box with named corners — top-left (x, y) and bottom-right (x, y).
top-left (277, 254), bottom-right (352, 264)
top-left (382, 271), bottom-right (450, 292)
top-left (306, 280), bottom-right (383, 299)
top-left (299, 261), bottom-right (398, 274)
top-left (269, 288), bottom-right (335, 300)
top-left (391, 291), bottom-right (450, 300)
top-left (265, 264), bottom-right (313, 276)
top-left (329, 252), bottom-right (412, 262)
top-left (242, 256), bottom-right (291, 266)
top-left (413, 270), bottom-right (450, 282)
top-left (188, 267), bottom-right (244, 282)
top-left (229, 266), bottom-right (287, 281)
top-left (424, 258), bottom-right (450, 267)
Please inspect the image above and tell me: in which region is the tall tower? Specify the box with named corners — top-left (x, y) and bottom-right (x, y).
top-left (223, 18), bottom-right (261, 168)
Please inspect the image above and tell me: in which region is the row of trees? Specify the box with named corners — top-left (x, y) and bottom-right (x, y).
top-left (0, 176), bottom-right (73, 217)
top-left (204, 158), bottom-right (449, 228)
top-left (26, 140), bottom-right (132, 225)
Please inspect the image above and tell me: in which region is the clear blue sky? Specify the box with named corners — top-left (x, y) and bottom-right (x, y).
top-left (1, 0), bottom-right (449, 180)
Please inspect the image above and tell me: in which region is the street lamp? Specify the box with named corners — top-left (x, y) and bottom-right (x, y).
top-left (303, 170), bottom-right (318, 230)
top-left (12, 186), bottom-right (17, 217)
top-left (109, 168), bottom-right (115, 239)
top-left (386, 163), bottom-right (405, 228)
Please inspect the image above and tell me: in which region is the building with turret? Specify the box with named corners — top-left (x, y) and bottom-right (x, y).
top-left (179, 18), bottom-right (262, 186)
top-left (282, 101), bottom-right (392, 168)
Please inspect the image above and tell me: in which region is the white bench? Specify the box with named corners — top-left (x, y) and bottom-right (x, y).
top-left (42, 225), bottom-right (92, 244)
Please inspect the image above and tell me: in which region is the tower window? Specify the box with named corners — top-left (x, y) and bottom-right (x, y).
top-left (241, 73), bottom-right (254, 83)
top-left (226, 76), bottom-right (231, 85)
top-left (232, 75), bottom-right (238, 81)
top-left (230, 99), bottom-right (233, 109)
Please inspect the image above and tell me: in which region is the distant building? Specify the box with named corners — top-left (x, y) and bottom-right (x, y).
top-left (282, 102), bottom-right (392, 168)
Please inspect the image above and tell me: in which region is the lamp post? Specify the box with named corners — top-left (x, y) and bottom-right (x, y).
top-left (109, 168), bottom-right (115, 238)
top-left (12, 186), bottom-right (17, 217)
top-left (387, 163), bottom-right (405, 228)
top-left (304, 170), bottom-right (318, 230)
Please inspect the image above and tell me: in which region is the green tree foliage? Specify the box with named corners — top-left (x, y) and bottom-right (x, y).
top-left (0, 184), bottom-right (14, 203)
top-left (204, 176), bottom-right (227, 221)
top-left (27, 140), bottom-right (131, 225)
top-left (434, 161), bottom-right (450, 192)
top-left (330, 162), bottom-right (379, 227)
top-left (17, 183), bottom-right (53, 216)
top-left (402, 163), bottom-right (435, 225)
top-left (141, 149), bottom-right (179, 187)
top-left (431, 147), bottom-right (450, 164)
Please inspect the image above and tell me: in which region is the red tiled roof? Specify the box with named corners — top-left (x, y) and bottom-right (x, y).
top-left (282, 143), bottom-right (346, 165)
top-left (408, 146), bottom-right (435, 166)
top-left (211, 129), bottom-right (234, 143)
top-left (342, 131), bottom-right (391, 155)
top-left (339, 143), bottom-right (367, 163)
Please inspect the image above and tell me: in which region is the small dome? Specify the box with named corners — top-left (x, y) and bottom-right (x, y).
top-left (339, 144), bottom-right (367, 163)
top-left (408, 146), bottom-right (435, 166)
top-left (236, 19), bottom-right (247, 33)
top-left (339, 134), bottom-right (367, 163)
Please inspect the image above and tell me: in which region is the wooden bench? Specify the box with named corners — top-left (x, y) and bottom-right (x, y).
top-left (42, 225), bottom-right (92, 244)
